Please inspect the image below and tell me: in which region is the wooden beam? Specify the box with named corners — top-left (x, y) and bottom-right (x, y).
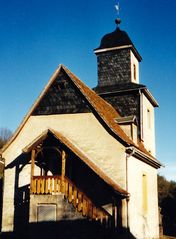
top-left (112, 200), bottom-right (116, 228)
top-left (61, 150), bottom-right (66, 192)
top-left (116, 199), bottom-right (122, 228)
top-left (30, 149), bottom-right (36, 193)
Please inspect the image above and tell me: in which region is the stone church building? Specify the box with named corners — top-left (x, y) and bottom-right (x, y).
top-left (0, 18), bottom-right (161, 239)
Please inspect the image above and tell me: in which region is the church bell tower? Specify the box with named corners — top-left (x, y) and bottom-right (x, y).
top-left (94, 18), bottom-right (158, 156)
top-left (94, 18), bottom-right (141, 87)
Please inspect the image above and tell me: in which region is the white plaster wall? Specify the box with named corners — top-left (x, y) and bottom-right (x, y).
top-left (142, 94), bottom-right (156, 156)
top-left (2, 113), bottom-right (126, 232)
top-left (1, 167), bottom-right (16, 232)
top-left (127, 155), bottom-right (159, 239)
top-left (130, 51), bottom-right (139, 83)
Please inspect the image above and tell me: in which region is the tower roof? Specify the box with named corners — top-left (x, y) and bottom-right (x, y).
top-left (95, 18), bottom-right (142, 61)
top-left (98, 27), bottom-right (133, 49)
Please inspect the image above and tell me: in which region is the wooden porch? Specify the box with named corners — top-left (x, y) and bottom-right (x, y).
top-left (31, 175), bottom-right (112, 226)
top-left (26, 132), bottom-right (126, 229)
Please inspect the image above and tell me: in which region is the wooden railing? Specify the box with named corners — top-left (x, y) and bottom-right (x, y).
top-left (31, 175), bottom-right (62, 195)
top-left (31, 175), bottom-right (112, 227)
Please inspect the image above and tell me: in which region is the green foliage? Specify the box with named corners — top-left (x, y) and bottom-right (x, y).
top-left (158, 175), bottom-right (176, 236)
top-left (158, 175), bottom-right (170, 205)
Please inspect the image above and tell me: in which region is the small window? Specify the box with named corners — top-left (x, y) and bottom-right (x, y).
top-left (37, 204), bottom-right (56, 222)
top-left (142, 174), bottom-right (148, 214)
top-left (133, 64), bottom-right (136, 80)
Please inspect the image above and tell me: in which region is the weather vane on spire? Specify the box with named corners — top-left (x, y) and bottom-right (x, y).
top-left (115, 2), bottom-right (120, 16)
top-left (115, 2), bottom-right (121, 28)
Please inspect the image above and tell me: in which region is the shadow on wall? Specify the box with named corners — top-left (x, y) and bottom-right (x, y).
top-left (1, 220), bottom-right (136, 239)
top-left (5, 153), bottom-right (31, 237)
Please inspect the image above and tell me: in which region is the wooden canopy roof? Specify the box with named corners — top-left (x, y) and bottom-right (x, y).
top-left (23, 128), bottom-right (129, 198)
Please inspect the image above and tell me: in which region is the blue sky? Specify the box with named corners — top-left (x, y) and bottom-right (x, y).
top-left (0, 0), bottom-right (175, 180)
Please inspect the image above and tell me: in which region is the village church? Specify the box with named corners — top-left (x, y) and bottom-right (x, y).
top-left (0, 16), bottom-right (161, 239)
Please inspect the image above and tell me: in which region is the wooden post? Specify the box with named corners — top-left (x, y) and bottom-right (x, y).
top-left (30, 149), bottom-right (36, 193)
top-left (77, 192), bottom-right (83, 212)
top-left (116, 199), bottom-right (123, 228)
top-left (112, 198), bottom-right (117, 228)
top-left (68, 184), bottom-right (73, 203)
top-left (61, 150), bottom-right (66, 193)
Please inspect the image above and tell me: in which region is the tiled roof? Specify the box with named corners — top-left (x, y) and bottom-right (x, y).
top-left (23, 129), bottom-right (129, 197)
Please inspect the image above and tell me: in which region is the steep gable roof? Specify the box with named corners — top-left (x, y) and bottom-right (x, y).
top-left (2, 64), bottom-right (161, 167)
top-left (23, 128), bottom-right (129, 197)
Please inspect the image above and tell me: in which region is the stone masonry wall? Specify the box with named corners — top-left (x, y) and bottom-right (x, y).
top-left (29, 194), bottom-right (84, 222)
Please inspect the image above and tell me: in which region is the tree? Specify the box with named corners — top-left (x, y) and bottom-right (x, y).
top-left (0, 127), bottom-right (12, 149)
top-left (158, 175), bottom-right (176, 236)
top-left (158, 175), bottom-right (170, 204)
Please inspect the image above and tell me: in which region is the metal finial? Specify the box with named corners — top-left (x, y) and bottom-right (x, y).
top-left (115, 18), bottom-right (121, 27)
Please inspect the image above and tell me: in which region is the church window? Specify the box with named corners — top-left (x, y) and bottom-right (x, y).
top-left (147, 109), bottom-right (151, 129)
top-left (133, 64), bottom-right (136, 80)
top-left (142, 174), bottom-right (148, 214)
